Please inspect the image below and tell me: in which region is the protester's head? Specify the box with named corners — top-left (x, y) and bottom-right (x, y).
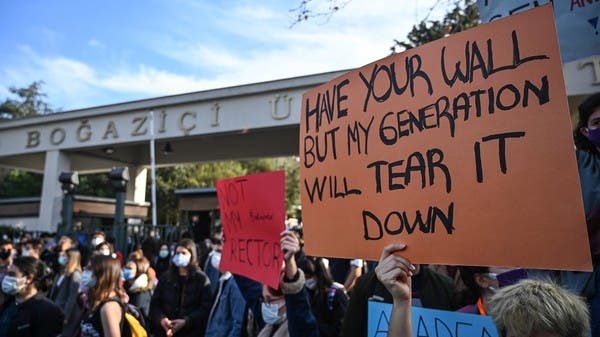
top-left (126, 250), bottom-right (150, 279)
top-left (171, 238), bottom-right (198, 271)
top-left (90, 231), bottom-right (106, 248)
top-left (21, 239), bottom-right (42, 259)
top-left (56, 235), bottom-right (74, 254)
top-left (2, 256), bottom-right (48, 297)
top-left (0, 240), bottom-right (15, 265)
top-left (89, 255), bottom-right (124, 309)
top-left (460, 266), bottom-right (494, 294)
top-left (298, 256), bottom-right (334, 292)
top-left (158, 243), bottom-right (170, 260)
top-left (575, 92), bottom-right (600, 154)
top-left (60, 248), bottom-right (82, 277)
top-left (488, 279), bottom-right (589, 337)
top-left (261, 285), bottom-right (286, 325)
top-left (94, 241), bottom-right (113, 257)
top-left (210, 228), bottom-right (223, 252)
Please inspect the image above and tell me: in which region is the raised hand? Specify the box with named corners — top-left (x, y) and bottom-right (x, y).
top-left (374, 243), bottom-right (415, 304)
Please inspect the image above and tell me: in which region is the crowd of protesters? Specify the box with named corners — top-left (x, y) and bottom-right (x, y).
top-left (0, 93), bottom-right (598, 337)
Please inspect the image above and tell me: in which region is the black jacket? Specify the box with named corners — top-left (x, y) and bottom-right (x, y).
top-left (150, 268), bottom-right (213, 337)
top-left (0, 294), bottom-right (64, 337)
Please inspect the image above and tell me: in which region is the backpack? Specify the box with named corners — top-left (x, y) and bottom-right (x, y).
top-left (120, 303), bottom-right (148, 337)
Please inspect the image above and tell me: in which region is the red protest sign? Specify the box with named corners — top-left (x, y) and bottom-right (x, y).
top-left (216, 171), bottom-right (286, 288)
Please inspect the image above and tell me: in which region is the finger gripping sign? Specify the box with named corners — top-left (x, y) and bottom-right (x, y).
top-left (217, 171), bottom-right (286, 289)
top-left (367, 301), bottom-right (498, 337)
top-left (300, 5), bottom-right (592, 271)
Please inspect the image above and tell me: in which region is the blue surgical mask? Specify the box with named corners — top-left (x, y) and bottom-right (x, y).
top-left (58, 255), bottom-right (68, 266)
top-left (81, 270), bottom-right (96, 289)
top-left (261, 302), bottom-right (286, 325)
top-left (2, 275), bottom-right (26, 296)
top-left (159, 250), bottom-right (169, 259)
top-left (122, 268), bottom-right (135, 281)
top-left (172, 254), bottom-right (191, 268)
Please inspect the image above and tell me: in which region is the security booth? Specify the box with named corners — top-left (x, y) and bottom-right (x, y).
top-left (0, 195), bottom-right (149, 236)
top-left (175, 187), bottom-right (220, 243)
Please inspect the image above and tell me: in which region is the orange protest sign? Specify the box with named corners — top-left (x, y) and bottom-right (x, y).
top-left (300, 5), bottom-right (592, 271)
top-left (217, 171), bottom-right (286, 288)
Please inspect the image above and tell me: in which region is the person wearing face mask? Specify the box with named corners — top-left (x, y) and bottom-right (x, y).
top-left (454, 266), bottom-right (504, 315)
top-left (89, 232), bottom-right (106, 250)
top-left (297, 256), bottom-right (348, 337)
top-left (203, 232), bottom-right (223, 296)
top-left (0, 256), bottom-right (64, 337)
top-left (46, 236), bottom-right (74, 276)
top-left (47, 248), bottom-right (82, 337)
top-left (256, 231), bottom-right (319, 337)
top-left (572, 92), bottom-right (600, 337)
top-left (124, 251), bottom-right (155, 319)
top-left (79, 255), bottom-right (127, 337)
top-left (21, 239), bottom-right (43, 259)
top-left (0, 240), bottom-right (15, 278)
top-left (149, 238), bottom-right (213, 337)
top-left (376, 243), bottom-right (590, 337)
top-left (203, 244), bottom-right (246, 337)
top-left (153, 243), bottom-right (171, 280)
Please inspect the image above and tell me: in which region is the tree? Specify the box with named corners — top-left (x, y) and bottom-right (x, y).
top-left (77, 173), bottom-right (113, 198)
top-left (0, 81), bottom-right (53, 198)
top-left (0, 81), bottom-right (54, 120)
top-left (390, 0), bottom-right (479, 53)
top-left (0, 169), bottom-right (43, 198)
top-left (289, 0), bottom-right (351, 26)
top-left (290, 1), bottom-right (479, 53)
top-left (148, 157), bottom-right (301, 225)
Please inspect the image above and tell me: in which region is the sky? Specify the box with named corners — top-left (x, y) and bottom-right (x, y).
top-left (0, 0), bottom-right (450, 111)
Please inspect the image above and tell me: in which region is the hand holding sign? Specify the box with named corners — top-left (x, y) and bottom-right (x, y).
top-left (281, 230), bottom-right (300, 261)
top-left (374, 244), bottom-right (415, 304)
top-left (281, 230), bottom-right (300, 280)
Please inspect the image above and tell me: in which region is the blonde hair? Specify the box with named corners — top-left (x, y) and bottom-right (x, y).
top-left (128, 249), bottom-right (150, 275)
top-left (65, 248), bottom-right (82, 277)
top-left (488, 279), bottom-right (589, 337)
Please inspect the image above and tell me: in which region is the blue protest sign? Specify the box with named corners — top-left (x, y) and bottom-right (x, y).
top-left (477, 1), bottom-right (600, 63)
top-left (368, 301), bottom-right (498, 337)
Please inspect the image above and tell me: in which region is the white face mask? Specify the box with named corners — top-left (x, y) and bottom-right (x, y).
top-left (91, 238), bottom-right (103, 247)
top-left (261, 302), bottom-right (286, 325)
top-left (99, 249), bottom-right (111, 256)
top-left (305, 278), bottom-right (317, 290)
top-left (81, 270), bottom-right (96, 289)
top-left (21, 249), bottom-right (30, 257)
top-left (210, 252), bottom-right (221, 270)
top-left (172, 253), bottom-right (191, 268)
top-left (2, 275), bottom-right (26, 296)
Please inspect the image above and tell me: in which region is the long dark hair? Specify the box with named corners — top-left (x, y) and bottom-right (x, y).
top-left (456, 266), bottom-right (490, 307)
top-left (298, 256), bottom-right (334, 291)
top-left (574, 93), bottom-right (600, 155)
